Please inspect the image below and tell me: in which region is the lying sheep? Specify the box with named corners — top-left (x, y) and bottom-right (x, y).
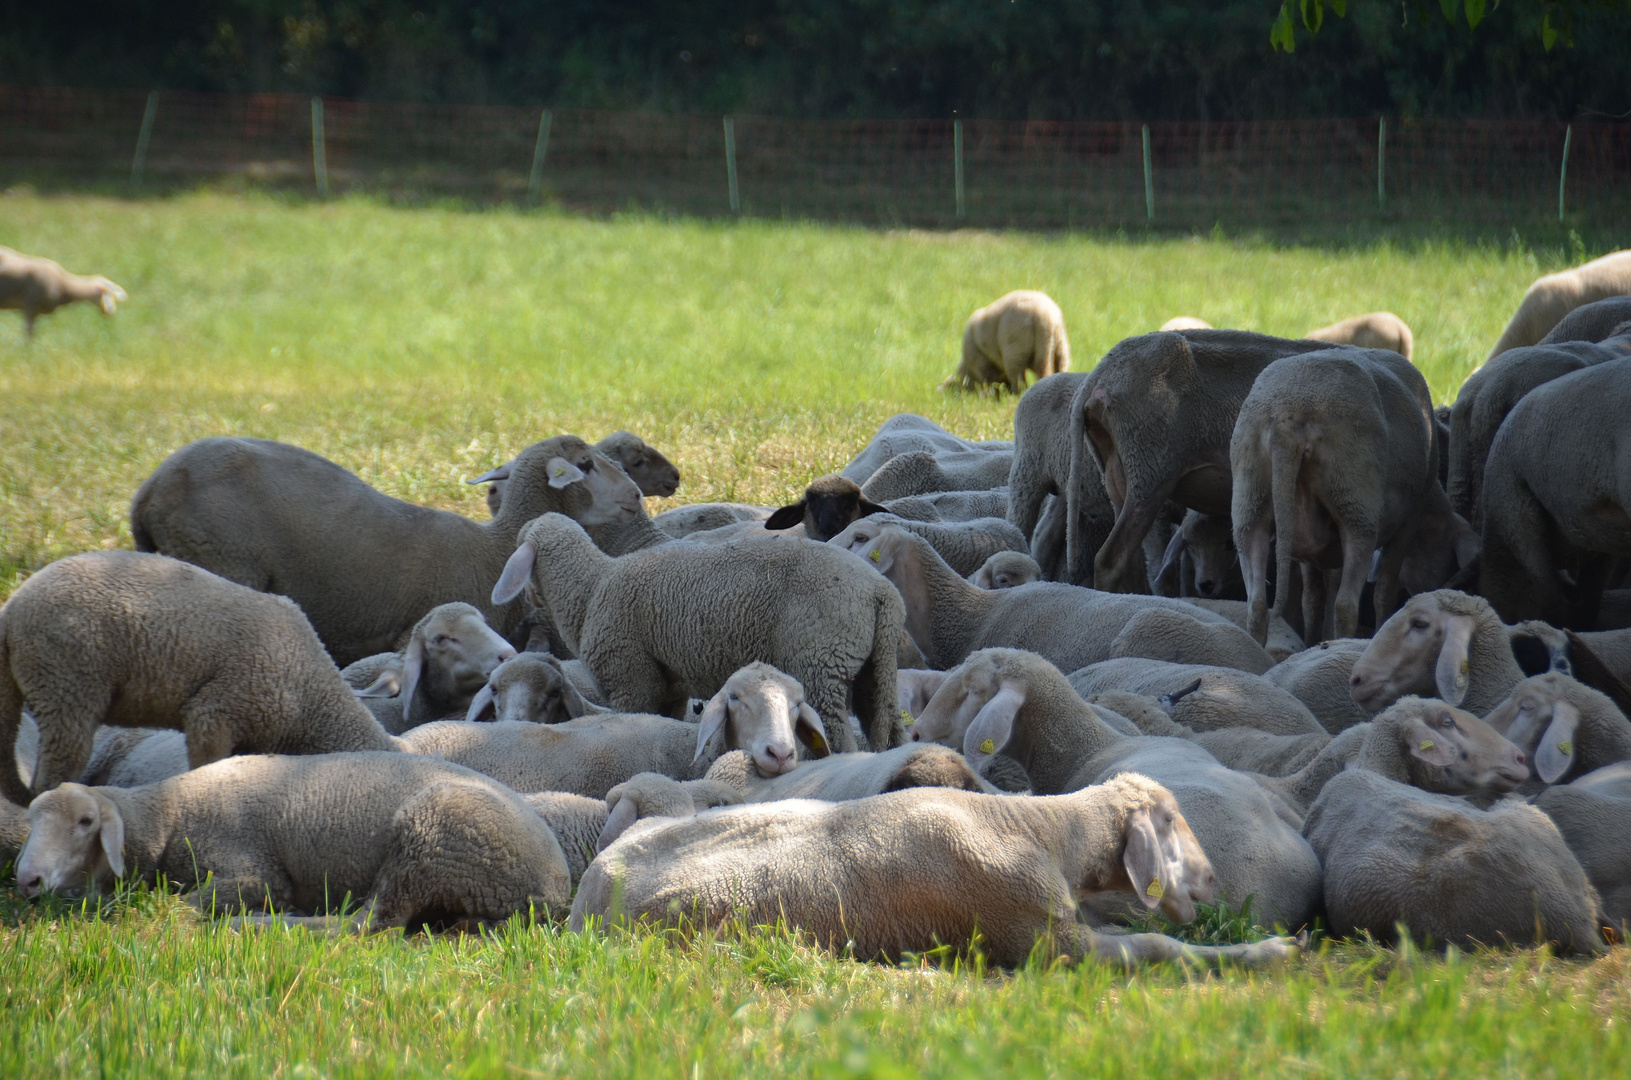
top-left (840, 414), bottom-right (1012, 486)
top-left (1006, 372), bottom-right (1110, 584)
top-left (1181, 598), bottom-right (1304, 663)
top-left (1348, 591), bottom-right (1528, 717)
top-left (14, 753), bottom-right (572, 931)
top-left (0, 245), bottom-right (126, 337)
top-left (942, 290), bottom-right (1071, 394)
top-left (704, 744), bottom-right (1000, 802)
top-left (910, 648), bottom-right (1324, 928)
top-left (343, 603), bottom-right (517, 734)
top-left (1305, 768), bottom-right (1605, 954)
top-left (1231, 347), bottom-right (1478, 644)
top-left (890, 488), bottom-right (1009, 523)
top-left (480, 431), bottom-right (681, 515)
top-left (652, 503), bottom-right (771, 538)
top-left (1088, 688), bottom-right (1333, 778)
top-left (1534, 764), bottom-right (1631, 930)
top-left (831, 513), bottom-right (1029, 578)
top-left (573, 771), bottom-right (1301, 969)
top-left (969, 551), bottom-right (1042, 590)
top-left (842, 524), bottom-right (1239, 675)
top-left (81, 728), bottom-right (187, 787)
top-left (860, 449), bottom-right (1015, 503)
top-left (131, 434), bottom-right (641, 666)
top-left (1304, 311), bottom-right (1415, 360)
top-left (1067, 658), bottom-right (1324, 737)
top-left (764, 474), bottom-right (890, 541)
top-left (1107, 607), bottom-right (1276, 675)
top-left (1538, 296), bottom-right (1631, 347)
top-left (494, 514), bottom-right (903, 753)
top-left (0, 552), bottom-right (399, 808)
top-left (1263, 640), bottom-right (1373, 732)
top-left (465, 653), bottom-right (606, 724)
top-left (1485, 249), bottom-right (1631, 360)
top-left (1482, 673), bottom-right (1631, 787)
top-left (522, 773), bottom-right (742, 882)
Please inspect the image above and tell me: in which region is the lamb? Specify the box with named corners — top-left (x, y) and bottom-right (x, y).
top-left (342, 603), bottom-right (517, 734)
top-left (0, 551), bottom-right (400, 808)
top-left (839, 523), bottom-right (1240, 675)
top-left (1348, 590), bottom-right (1528, 717)
top-left (653, 503), bottom-right (772, 538)
top-left (840, 414), bottom-right (1012, 486)
top-left (1304, 768), bottom-right (1605, 954)
top-left (859, 449), bottom-right (1015, 502)
top-left (1066, 658), bottom-right (1325, 737)
top-left (494, 514), bottom-right (903, 753)
top-left (908, 647), bottom-right (1324, 927)
top-left (830, 513), bottom-right (1030, 578)
top-left (1006, 372), bottom-right (1111, 584)
top-left (1481, 673), bottom-right (1631, 786)
top-left (522, 773), bottom-right (743, 882)
top-left (1534, 765), bottom-right (1631, 930)
top-left (942, 290), bottom-right (1071, 394)
top-left (0, 245), bottom-right (126, 337)
top-left (1485, 249), bottom-right (1631, 360)
top-left (13, 753), bottom-right (573, 932)
top-left (1263, 639), bottom-right (1374, 732)
top-left (1538, 296), bottom-right (1631, 346)
top-left (465, 653), bottom-right (607, 725)
top-left (764, 474), bottom-right (890, 541)
top-left (703, 744), bottom-right (1001, 802)
top-left (572, 771), bottom-right (1302, 969)
top-left (479, 431), bottom-right (681, 515)
top-left (1106, 607), bottom-right (1276, 675)
top-left (1067, 329), bottom-right (1339, 594)
top-left (1304, 311), bottom-right (1415, 360)
top-left (1231, 347), bottom-right (1478, 644)
top-left (969, 551), bottom-right (1042, 590)
top-left (130, 434), bottom-right (641, 665)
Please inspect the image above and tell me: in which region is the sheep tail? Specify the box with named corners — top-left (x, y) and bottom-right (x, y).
top-left (1269, 434), bottom-right (1303, 626)
top-left (0, 613), bottom-right (30, 807)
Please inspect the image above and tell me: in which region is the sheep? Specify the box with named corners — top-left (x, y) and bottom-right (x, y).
top-left (1348, 590), bottom-right (1527, 717)
top-left (522, 773), bottom-right (743, 882)
top-left (1107, 607), bottom-right (1276, 675)
top-left (703, 744), bottom-right (1002, 802)
top-left (1479, 357), bottom-right (1631, 628)
top-left (653, 503), bottom-right (772, 538)
top-left (13, 753), bottom-right (573, 932)
top-left (571, 771), bottom-right (1302, 969)
top-left (1066, 329), bottom-right (1340, 594)
top-left (942, 290), bottom-right (1071, 394)
top-left (81, 728), bottom-right (187, 788)
top-left (1263, 639), bottom-right (1374, 733)
top-left (1538, 296), bottom-right (1631, 346)
top-left (969, 551), bottom-right (1042, 590)
top-left (764, 474), bottom-right (891, 541)
top-left (342, 603), bottom-right (517, 734)
top-left (0, 245), bottom-right (126, 337)
top-left (893, 488), bottom-right (1010, 523)
top-left (130, 434), bottom-right (641, 666)
top-left (831, 513), bottom-right (1029, 578)
top-left (1231, 348), bottom-right (1478, 644)
top-left (1304, 311), bottom-right (1415, 360)
top-left (0, 551), bottom-right (400, 808)
top-left (479, 431), bottom-right (682, 515)
top-left (464, 653), bottom-right (607, 725)
top-left (1087, 688), bottom-right (1334, 778)
top-left (839, 523), bottom-right (1240, 676)
top-left (1154, 510), bottom-right (1244, 601)
top-left (1481, 673), bottom-right (1631, 787)
top-left (859, 449), bottom-right (1015, 503)
top-left (1066, 658), bottom-right (1325, 737)
top-left (1304, 769), bottom-right (1605, 954)
top-left (1007, 372), bottom-right (1111, 585)
top-left (840, 414), bottom-right (1012, 485)
top-left (909, 647), bottom-right (1324, 927)
top-left (1180, 598), bottom-right (1304, 663)
top-left (1485, 249), bottom-right (1631, 360)
top-left (1534, 765), bottom-right (1631, 930)
top-left (494, 514), bottom-right (902, 753)
top-left (1159, 316), bottom-right (1212, 331)
top-left (0, 794), bottom-right (24, 864)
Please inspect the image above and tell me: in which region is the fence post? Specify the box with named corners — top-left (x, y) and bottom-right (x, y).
top-left (130, 91), bottom-right (159, 188)
top-left (954, 120), bottom-right (965, 219)
top-left (1558, 124), bottom-right (1572, 223)
top-left (1377, 117), bottom-right (1386, 209)
top-left (723, 116), bottom-right (740, 215)
top-left (1141, 124), bottom-right (1154, 222)
top-left (527, 109), bottom-right (553, 202)
top-left (311, 97), bottom-right (330, 198)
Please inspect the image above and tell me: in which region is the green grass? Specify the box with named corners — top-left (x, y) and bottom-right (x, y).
top-left (2, 192), bottom-right (1628, 1075)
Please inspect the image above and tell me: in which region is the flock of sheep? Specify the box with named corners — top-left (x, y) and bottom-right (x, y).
top-left (3, 243), bottom-right (1631, 972)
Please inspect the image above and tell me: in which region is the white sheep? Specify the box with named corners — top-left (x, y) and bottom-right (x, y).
top-left (1485, 249), bottom-right (1631, 361)
top-left (521, 773), bottom-right (742, 882)
top-left (1262, 639), bottom-right (1373, 733)
top-left (343, 602), bottom-right (517, 734)
top-left (859, 450), bottom-right (1014, 502)
top-left (478, 431), bottom-right (682, 515)
top-left (1066, 658), bottom-right (1325, 737)
top-left (704, 743), bottom-right (1002, 802)
top-left (1304, 311), bottom-right (1414, 359)
top-left (1106, 606), bottom-right (1277, 675)
top-left (831, 513), bottom-right (1030, 578)
top-left (464, 653), bottom-right (607, 725)
top-left (0, 245), bottom-right (126, 337)
top-left (1348, 590), bottom-right (1529, 717)
top-left (1534, 764), bottom-right (1631, 930)
top-left (942, 290), bottom-right (1072, 394)
top-left (1481, 673), bottom-right (1631, 787)
top-left (652, 503), bottom-right (772, 538)
top-left (1159, 316), bottom-right (1212, 331)
top-left (968, 551), bottom-right (1042, 590)
top-left (840, 414), bottom-right (1013, 486)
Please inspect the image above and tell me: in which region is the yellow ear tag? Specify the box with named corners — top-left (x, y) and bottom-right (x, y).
top-left (552, 466), bottom-right (566, 478)
top-left (1557, 740), bottom-right (1573, 755)
top-left (1420, 739), bottom-right (1435, 752)
top-left (979, 738), bottom-right (995, 754)
top-left (900, 709), bottom-right (914, 726)
top-left (869, 550), bottom-right (881, 563)
top-left (809, 731), bottom-right (827, 752)
top-left (1145, 878), bottom-right (1164, 899)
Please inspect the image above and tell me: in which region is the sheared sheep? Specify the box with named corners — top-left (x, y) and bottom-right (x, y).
top-left (343, 603), bottom-right (517, 734)
top-left (1485, 249), bottom-right (1631, 360)
top-left (942, 290), bottom-right (1071, 394)
top-left (0, 245), bottom-right (126, 337)
top-left (1304, 311), bottom-right (1414, 359)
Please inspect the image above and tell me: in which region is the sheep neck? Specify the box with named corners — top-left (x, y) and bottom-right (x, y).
top-left (1466, 620), bottom-right (1524, 715)
top-left (532, 529), bottom-right (613, 655)
top-left (896, 542), bottom-right (999, 669)
top-left (1280, 724), bottom-right (1369, 806)
top-left (1006, 679), bottom-right (1122, 795)
top-left (585, 511), bottom-right (670, 556)
top-left (1352, 721), bottom-right (1413, 785)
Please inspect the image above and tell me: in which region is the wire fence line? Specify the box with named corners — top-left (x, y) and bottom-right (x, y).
top-left (3, 84), bottom-right (1628, 233)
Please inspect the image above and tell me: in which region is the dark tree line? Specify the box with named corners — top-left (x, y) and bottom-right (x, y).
top-left (2, 0), bottom-right (1628, 119)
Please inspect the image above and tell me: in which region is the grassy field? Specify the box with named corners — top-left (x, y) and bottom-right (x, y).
top-left (2, 192), bottom-right (1627, 1076)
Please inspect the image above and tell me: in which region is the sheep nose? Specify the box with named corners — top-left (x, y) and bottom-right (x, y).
top-left (762, 745), bottom-right (794, 774)
top-left (1514, 750), bottom-right (1526, 766)
top-left (1197, 579), bottom-right (1215, 595)
top-left (1350, 673), bottom-right (1364, 688)
top-left (910, 729), bottom-right (922, 741)
top-left (18, 873), bottom-right (42, 898)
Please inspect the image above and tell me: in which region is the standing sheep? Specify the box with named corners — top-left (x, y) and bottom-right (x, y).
top-left (0, 245), bottom-right (127, 338)
top-left (1538, 296), bottom-right (1631, 346)
top-left (1005, 372), bottom-right (1112, 584)
top-left (942, 290), bottom-right (1071, 394)
top-left (1485, 249), bottom-right (1631, 361)
top-left (1304, 312), bottom-right (1414, 360)
top-left (0, 552), bottom-right (399, 808)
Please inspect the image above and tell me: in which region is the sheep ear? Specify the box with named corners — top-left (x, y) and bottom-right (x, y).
top-left (794, 703), bottom-right (830, 758)
top-left (492, 544), bottom-right (536, 606)
top-left (465, 682), bottom-right (496, 723)
top-left (1535, 699), bottom-right (1580, 784)
top-left (596, 797), bottom-right (640, 852)
top-left (764, 502), bottom-right (807, 530)
top-left (1121, 809), bottom-right (1166, 911)
top-left (354, 669), bottom-right (401, 698)
top-left (558, 675), bottom-right (599, 718)
top-left (466, 463), bottom-right (513, 485)
top-left (1155, 530), bottom-right (1186, 582)
top-left (1434, 615), bottom-right (1475, 707)
top-left (96, 792), bottom-right (125, 879)
top-left (399, 633), bottom-right (425, 714)
top-left (862, 541), bottom-right (894, 574)
top-left (544, 456), bottom-right (586, 489)
top-left (692, 693), bottom-right (729, 765)
top-left (858, 499), bottom-right (892, 518)
top-left (962, 684), bottom-right (1025, 770)
top-left (1403, 715), bottom-right (1460, 768)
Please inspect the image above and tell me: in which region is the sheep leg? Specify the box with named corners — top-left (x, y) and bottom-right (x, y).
top-left (809, 679), bottom-right (860, 754)
top-left (26, 696), bottom-right (106, 795)
top-left (1238, 521), bottom-right (1274, 645)
top-left (1094, 480), bottom-right (1180, 595)
top-left (1332, 525), bottom-right (1377, 640)
top-left (22, 308), bottom-right (35, 339)
top-left (1299, 564), bottom-right (1328, 644)
top-left (1371, 545), bottom-right (1408, 630)
top-left (1068, 925), bottom-right (1302, 970)
top-left (180, 693), bottom-right (238, 771)
top-left (0, 670), bottom-right (30, 806)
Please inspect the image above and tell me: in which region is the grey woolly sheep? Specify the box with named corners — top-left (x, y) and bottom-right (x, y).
top-left (1538, 296), bottom-right (1631, 347)
top-left (1485, 249), bottom-right (1631, 360)
top-left (0, 245), bottom-right (126, 337)
top-left (1155, 510), bottom-right (1244, 601)
top-left (969, 551), bottom-right (1042, 590)
top-left (704, 743), bottom-right (1001, 802)
top-left (890, 488), bottom-right (1010, 523)
top-left (480, 431), bottom-right (682, 515)
top-left (840, 414), bottom-right (1012, 486)
top-left (831, 513), bottom-right (1029, 578)
top-left (860, 449), bottom-right (1015, 503)
top-left (1304, 311), bottom-right (1414, 359)
top-left (942, 290), bottom-right (1071, 394)
top-left (1263, 639), bottom-right (1373, 733)
top-left (344, 603), bottom-right (518, 734)
top-left (1534, 764), bottom-right (1631, 930)
top-left (465, 653), bottom-right (607, 725)
top-left (1006, 372), bottom-right (1110, 585)
top-left (493, 513), bottom-right (903, 753)
top-left (14, 753), bottom-right (571, 931)
top-left (521, 773), bottom-right (742, 882)
top-left (0, 552), bottom-right (399, 808)
top-left (0, 796), bottom-right (24, 864)
top-left (1107, 606), bottom-right (1276, 675)
top-left (1067, 658), bottom-right (1325, 737)
top-left (1087, 688), bottom-right (1332, 778)
top-left (130, 434), bottom-right (642, 665)
top-left (1350, 591), bottom-right (1531, 718)
top-left (572, 771), bottom-right (1302, 969)
top-left (764, 474), bottom-right (891, 541)
top-left (653, 503), bottom-right (772, 538)
top-left (1180, 598), bottom-right (1304, 663)
top-left (80, 728), bottom-right (187, 788)
top-left (1481, 672), bottom-right (1631, 787)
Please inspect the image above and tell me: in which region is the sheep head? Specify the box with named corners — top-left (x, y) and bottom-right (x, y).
top-left (1350, 591), bottom-right (1482, 711)
top-left (766, 474), bottom-right (889, 542)
top-left (693, 662), bottom-right (828, 777)
top-left (16, 784), bottom-right (125, 898)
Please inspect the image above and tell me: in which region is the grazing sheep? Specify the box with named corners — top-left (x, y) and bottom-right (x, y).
top-left (1481, 673), bottom-right (1631, 786)
top-left (1067, 658), bottom-right (1324, 737)
top-left (831, 513), bottom-right (1029, 578)
top-left (1006, 373), bottom-right (1111, 585)
top-left (653, 503), bottom-right (772, 538)
top-left (1263, 640), bottom-right (1373, 733)
top-left (522, 773), bottom-right (743, 882)
top-left (1534, 765), bottom-right (1631, 930)
top-left (1305, 769), bottom-right (1605, 954)
top-left (480, 432), bottom-right (682, 515)
top-left (1348, 591), bottom-right (1528, 717)
top-left (1159, 316), bottom-right (1212, 331)
top-left (343, 603), bottom-right (517, 734)
top-left (1107, 606), bottom-right (1276, 675)
top-left (942, 290), bottom-right (1071, 394)
top-left (572, 771), bottom-right (1301, 969)
top-left (764, 474), bottom-right (890, 541)
top-left (969, 551), bottom-right (1042, 590)
top-left (14, 753), bottom-right (572, 931)
top-left (1479, 357), bottom-right (1631, 628)
top-left (842, 524), bottom-right (1240, 675)
top-left (0, 245), bottom-right (126, 337)
top-left (1538, 296), bottom-right (1631, 346)
top-left (130, 434), bottom-right (641, 665)
top-left (1231, 348), bottom-right (1478, 644)
top-left (911, 648), bottom-right (1324, 927)
top-left (704, 744), bottom-right (1000, 802)
top-left (840, 414), bottom-right (1012, 486)
top-left (494, 514), bottom-right (903, 753)
top-left (1485, 249), bottom-right (1631, 360)
top-left (1067, 329), bottom-right (1339, 594)
top-left (0, 552), bottom-right (399, 808)
top-left (465, 653), bottom-right (607, 725)
top-left (860, 449), bottom-right (1014, 503)
top-left (1304, 311), bottom-right (1415, 360)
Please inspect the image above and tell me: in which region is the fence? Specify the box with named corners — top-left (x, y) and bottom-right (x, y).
top-left (3, 84), bottom-right (1628, 233)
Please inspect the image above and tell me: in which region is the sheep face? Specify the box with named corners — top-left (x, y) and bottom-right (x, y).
top-left (468, 655), bottom-right (577, 724)
top-left (478, 438), bottom-right (643, 528)
top-left (767, 475), bottom-right (888, 542)
top-left (896, 669), bottom-right (948, 721)
top-left (694, 662), bottom-right (828, 777)
top-left (409, 605), bottom-right (517, 709)
top-left (1350, 593), bottom-right (1477, 712)
top-left (1481, 674), bottom-right (1588, 784)
top-left (1181, 513), bottom-right (1238, 598)
top-left (1107, 779), bottom-right (1216, 925)
top-left (971, 551), bottom-right (1041, 590)
top-left (1374, 698), bottom-right (1530, 793)
top-left (597, 432), bottom-right (681, 498)
top-left (16, 785), bottom-right (125, 899)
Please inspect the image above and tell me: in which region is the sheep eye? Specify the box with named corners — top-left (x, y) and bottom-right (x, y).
top-left (78, 817), bottom-right (93, 827)
top-left (1410, 619), bottom-right (1430, 631)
